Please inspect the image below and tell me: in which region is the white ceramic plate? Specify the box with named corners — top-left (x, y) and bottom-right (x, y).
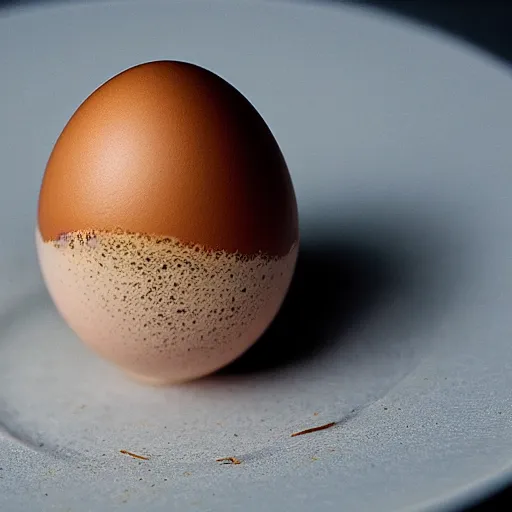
top-left (1, 1), bottom-right (512, 510)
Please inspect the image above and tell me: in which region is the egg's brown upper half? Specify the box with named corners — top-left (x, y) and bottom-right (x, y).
top-left (38, 61), bottom-right (298, 256)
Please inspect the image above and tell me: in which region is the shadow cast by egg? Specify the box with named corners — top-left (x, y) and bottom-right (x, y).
top-left (220, 211), bottom-right (467, 376)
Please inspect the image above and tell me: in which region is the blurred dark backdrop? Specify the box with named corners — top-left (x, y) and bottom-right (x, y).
top-left (1, 0), bottom-right (511, 510)
top-left (2, 0), bottom-right (512, 68)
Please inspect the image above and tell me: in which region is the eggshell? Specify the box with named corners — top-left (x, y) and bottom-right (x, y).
top-left (36, 60), bottom-right (298, 384)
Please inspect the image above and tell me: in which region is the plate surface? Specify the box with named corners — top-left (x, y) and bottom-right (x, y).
top-left (1, 1), bottom-right (512, 511)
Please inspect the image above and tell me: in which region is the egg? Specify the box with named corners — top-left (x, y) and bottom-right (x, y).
top-left (36, 60), bottom-right (299, 385)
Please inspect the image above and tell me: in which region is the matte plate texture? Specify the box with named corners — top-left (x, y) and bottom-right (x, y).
top-left (1, 1), bottom-right (512, 511)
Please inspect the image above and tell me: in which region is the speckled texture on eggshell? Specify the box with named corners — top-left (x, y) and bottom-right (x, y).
top-left (35, 60), bottom-right (299, 382)
top-left (36, 229), bottom-right (298, 384)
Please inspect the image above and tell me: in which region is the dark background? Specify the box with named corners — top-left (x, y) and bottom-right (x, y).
top-left (1, 0), bottom-right (511, 510)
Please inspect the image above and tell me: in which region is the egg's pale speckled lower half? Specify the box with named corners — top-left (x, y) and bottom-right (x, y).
top-left (35, 228), bottom-right (298, 384)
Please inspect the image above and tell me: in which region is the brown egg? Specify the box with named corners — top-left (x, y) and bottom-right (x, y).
top-left (36, 60), bottom-right (299, 385)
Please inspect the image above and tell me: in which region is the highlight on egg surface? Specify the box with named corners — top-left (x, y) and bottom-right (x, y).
top-left (36, 60), bottom-right (299, 385)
